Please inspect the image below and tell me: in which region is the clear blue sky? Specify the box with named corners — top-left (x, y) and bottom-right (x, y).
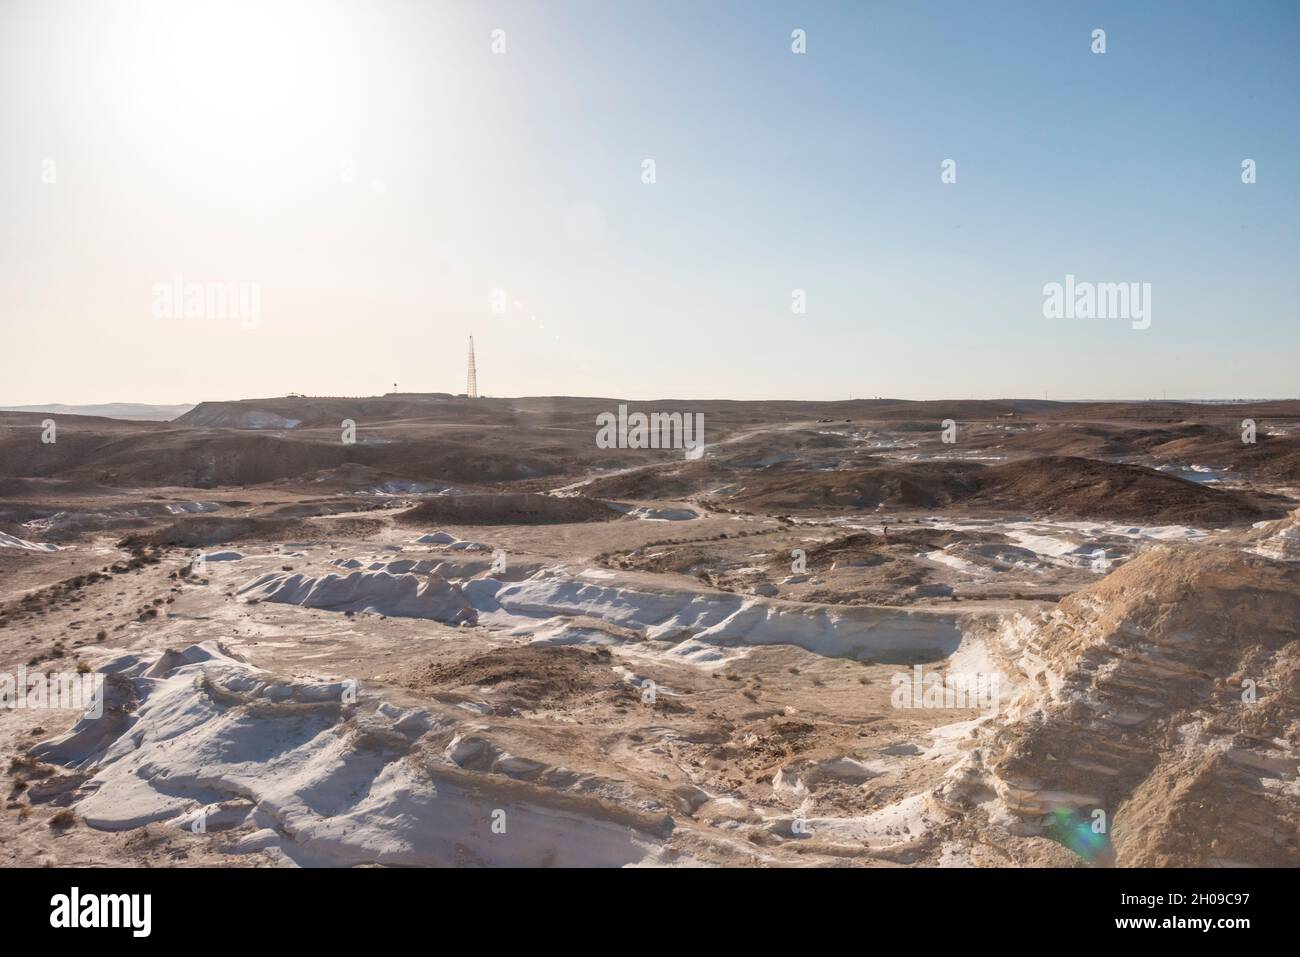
top-left (1, 0), bottom-right (1296, 403)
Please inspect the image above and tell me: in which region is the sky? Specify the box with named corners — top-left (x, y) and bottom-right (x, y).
top-left (1, 0), bottom-right (1297, 405)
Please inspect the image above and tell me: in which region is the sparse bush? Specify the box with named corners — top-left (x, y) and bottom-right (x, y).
top-left (48, 809), bottom-right (76, 830)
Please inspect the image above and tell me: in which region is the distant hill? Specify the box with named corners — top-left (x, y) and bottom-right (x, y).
top-left (0, 402), bottom-right (194, 422)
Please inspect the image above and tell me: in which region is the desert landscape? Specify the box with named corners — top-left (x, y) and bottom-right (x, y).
top-left (2, 394), bottom-right (1297, 868)
top-left (3, 4), bottom-right (1298, 927)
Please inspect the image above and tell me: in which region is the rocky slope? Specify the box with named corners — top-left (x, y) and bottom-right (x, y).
top-left (936, 513), bottom-right (1300, 865)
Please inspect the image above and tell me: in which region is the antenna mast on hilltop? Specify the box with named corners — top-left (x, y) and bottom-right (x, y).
top-left (466, 336), bottom-right (479, 398)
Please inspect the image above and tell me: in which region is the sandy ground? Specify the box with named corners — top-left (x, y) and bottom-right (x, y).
top-left (2, 401), bottom-right (1297, 867)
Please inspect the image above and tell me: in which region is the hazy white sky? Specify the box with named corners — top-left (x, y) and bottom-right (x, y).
top-left (2, 0), bottom-right (1297, 405)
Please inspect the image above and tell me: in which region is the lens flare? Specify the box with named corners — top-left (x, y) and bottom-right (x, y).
top-left (1045, 806), bottom-right (1110, 862)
